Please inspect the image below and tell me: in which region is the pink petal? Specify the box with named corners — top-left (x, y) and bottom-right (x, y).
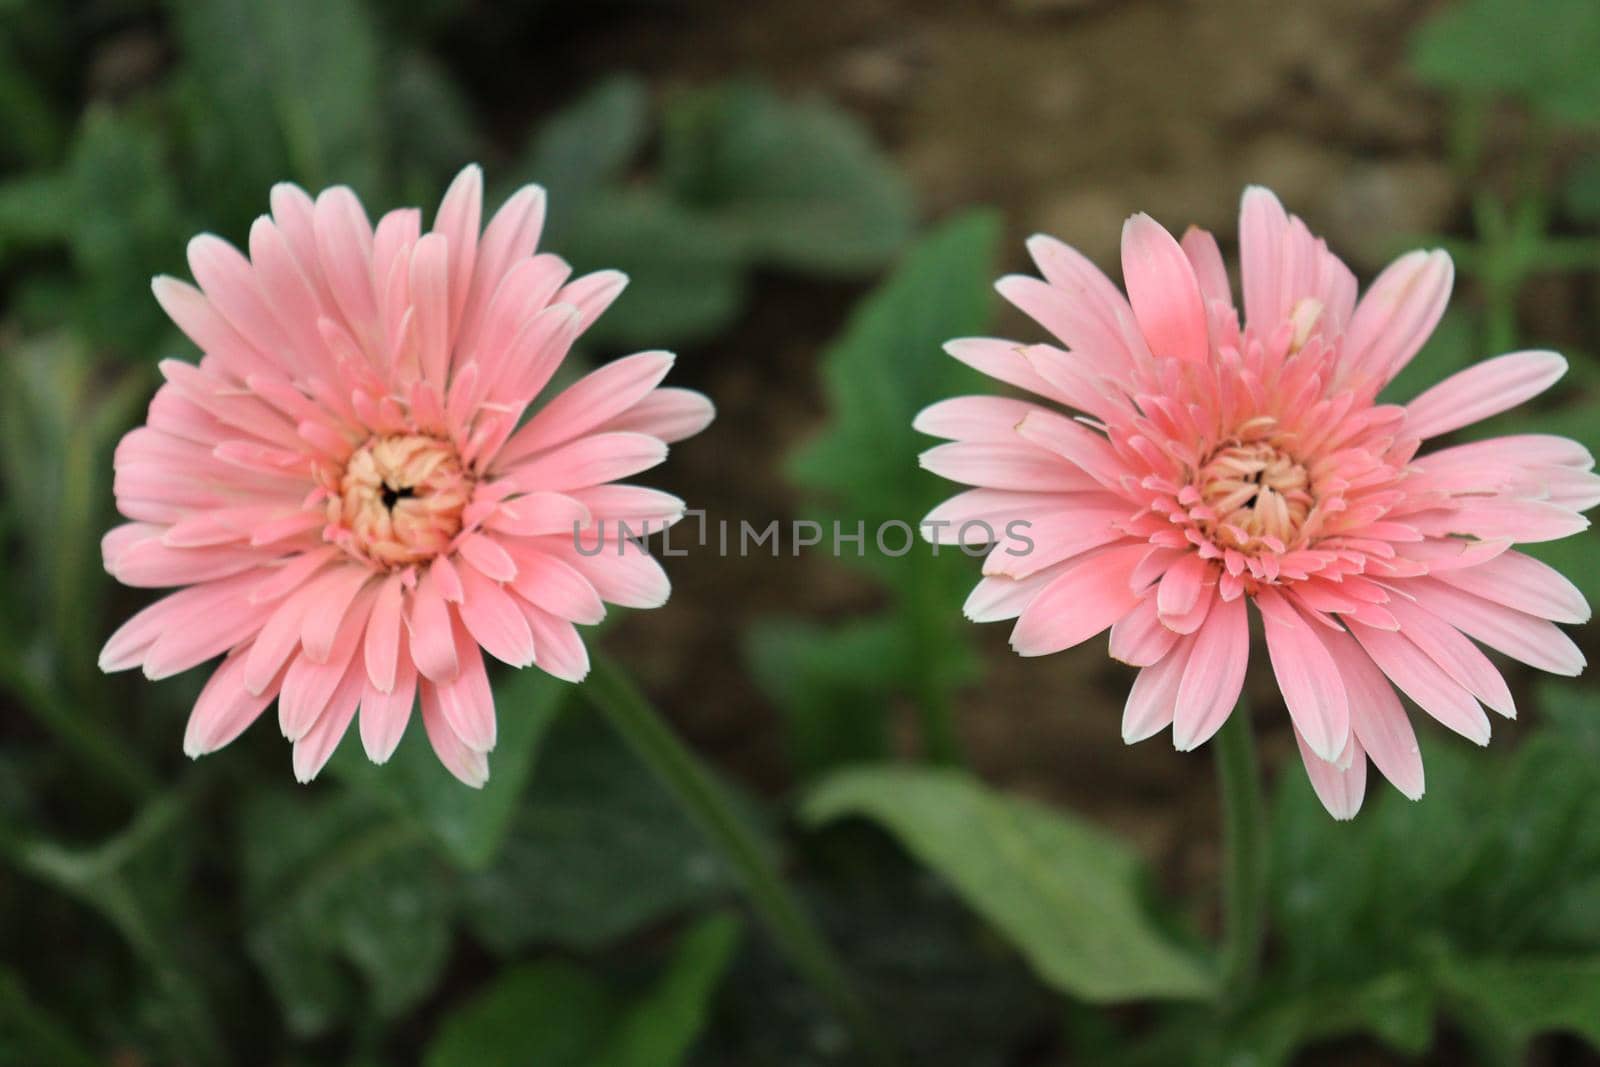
top-left (554, 269), bottom-right (628, 330)
top-left (1180, 226), bottom-right (1231, 307)
top-left (362, 574), bottom-right (405, 693)
top-left (919, 440), bottom-right (1099, 493)
top-left (1412, 577), bottom-right (1586, 676)
top-left (487, 491), bottom-right (593, 538)
top-left (1013, 409), bottom-right (1124, 488)
top-left (1122, 635), bottom-right (1194, 743)
top-left (1404, 350), bottom-right (1567, 440)
top-left (566, 485), bottom-right (684, 526)
top-left (1121, 213), bottom-right (1209, 364)
top-left (1011, 544), bottom-right (1148, 657)
top-left (99, 571), bottom-right (259, 673)
top-left (143, 583), bottom-right (272, 680)
top-left (433, 622), bottom-right (497, 752)
top-left (1021, 234), bottom-right (1148, 374)
top-left (1156, 552), bottom-right (1211, 620)
top-left (922, 490), bottom-right (1064, 546)
top-left (457, 561), bottom-right (536, 668)
top-left (521, 603), bottom-right (590, 682)
top-left (152, 275), bottom-right (273, 381)
top-left (408, 567), bottom-right (460, 683)
top-left (421, 680), bottom-right (489, 787)
top-left (501, 431), bottom-right (667, 494)
top-left (1410, 498), bottom-right (1589, 544)
top-left (963, 563), bottom-right (1063, 623)
top-left (1294, 725), bottom-right (1367, 820)
top-left (943, 336), bottom-right (1072, 406)
top-left (1347, 619), bottom-right (1491, 744)
top-left (183, 649), bottom-right (278, 757)
top-left (433, 164), bottom-right (483, 338)
top-left (981, 504), bottom-right (1131, 580)
top-left (501, 351), bottom-right (675, 461)
top-left (596, 387), bottom-right (715, 444)
top-left (541, 534), bottom-right (670, 609)
top-left (509, 550), bottom-right (605, 624)
top-left (246, 565), bottom-right (360, 695)
top-left (186, 234), bottom-right (294, 371)
top-left (300, 567), bottom-right (376, 663)
top-left (1238, 185), bottom-right (1290, 332)
top-left (313, 186), bottom-right (378, 342)
top-left (913, 396), bottom-right (1043, 441)
top-left (1108, 593), bottom-right (1179, 666)
top-left (1340, 249), bottom-right (1453, 389)
top-left (360, 647), bottom-right (417, 764)
top-left (1384, 596), bottom-right (1515, 718)
top-left (292, 655), bottom-right (365, 783)
top-left (458, 184), bottom-right (546, 353)
top-left (457, 532), bottom-right (519, 582)
top-left (1258, 588), bottom-right (1349, 762)
top-left (409, 232), bottom-right (452, 391)
top-left (1434, 550), bottom-right (1589, 625)
top-left (1172, 593), bottom-right (1249, 751)
top-left (1321, 627), bottom-right (1424, 800)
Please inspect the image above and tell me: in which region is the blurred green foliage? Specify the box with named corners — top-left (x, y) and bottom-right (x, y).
top-left (750, 214), bottom-right (997, 770)
top-left (804, 766), bottom-right (1215, 1002)
top-left (1, 0), bottom-right (1599, 1063)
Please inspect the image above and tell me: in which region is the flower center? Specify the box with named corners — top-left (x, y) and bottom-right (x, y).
top-left (1195, 440), bottom-right (1312, 553)
top-left (330, 434), bottom-right (470, 567)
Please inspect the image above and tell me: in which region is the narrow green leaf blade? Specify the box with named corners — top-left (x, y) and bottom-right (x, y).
top-left (803, 767), bottom-right (1217, 1002)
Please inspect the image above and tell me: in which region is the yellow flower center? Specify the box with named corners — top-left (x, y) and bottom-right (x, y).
top-left (1196, 439), bottom-right (1312, 553)
top-left (331, 435), bottom-right (469, 567)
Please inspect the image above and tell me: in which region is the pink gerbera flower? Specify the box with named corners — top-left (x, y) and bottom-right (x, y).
top-left (100, 165), bottom-right (713, 786)
top-left (918, 186), bottom-right (1596, 818)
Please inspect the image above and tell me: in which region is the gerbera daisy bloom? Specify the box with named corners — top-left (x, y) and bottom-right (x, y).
top-left (100, 165), bottom-right (713, 786)
top-left (917, 186), bottom-right (1596, 818)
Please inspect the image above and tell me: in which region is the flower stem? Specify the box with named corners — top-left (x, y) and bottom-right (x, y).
top-left (1214, 704), bottom-right (1267, 1002)
top-left (582, 655), bottom-right (894, 1065)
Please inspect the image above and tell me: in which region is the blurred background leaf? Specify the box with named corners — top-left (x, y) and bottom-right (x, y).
top-left (423, 913), bottom-right (741, 1067)
top-left (753, 213), bottom-right (998, 768)
top-left (804, 766), bottom-right (1216, 1003)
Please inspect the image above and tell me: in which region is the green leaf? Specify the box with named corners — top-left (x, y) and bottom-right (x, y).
top-left (802, 766), bottom-right (1217, 1002)
top-left (561, 190), bottom-right (746, 349)
top-left (423, 914), bottom-right (741, 1067)
top-left (424, 961), bottom-right (613, 1067)
top-left (459, 714), bottom-right (735, 954)
top-left (758, 214), bottom-right (999, 765)
top-left (385, 52), bottom-right (486, 207)
top-left (239, 792), bottom-right (449, 1036)
top-left (1439, 957), bottom-right (1600, 1047)
top-left (1258, 690), bottom-right (1600, 1059)
top-left (524, 74), bottom-right (651, 232)
top-left (0, 172), bottom-right (74, 261)
top-left (64, 108), bottom-right (186, 359)
top-left (0, 968), bottom-right (100, 1067)
top-left (1563, 152), bottom-right (1600, 224)
top-left (743, 618), bottom-right (899, 775)
top-left (661, 83), bottom-right (913, 274)
top-left (0, 31), bottom-right (65, 168)
top-left (170, 0), bottom-right (382, 201)
top-left (789, 210), bottom-right (999, 544)
top-left (1411, 0), bottom-right (1600, 125)
top-left (594, 915), bottom-right (743, 1067)
top-left (332, 666), bottom-right (568, 870)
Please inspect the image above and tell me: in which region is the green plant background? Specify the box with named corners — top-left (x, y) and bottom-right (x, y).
top-left (1, 0), bottom-right (1599, 1064)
